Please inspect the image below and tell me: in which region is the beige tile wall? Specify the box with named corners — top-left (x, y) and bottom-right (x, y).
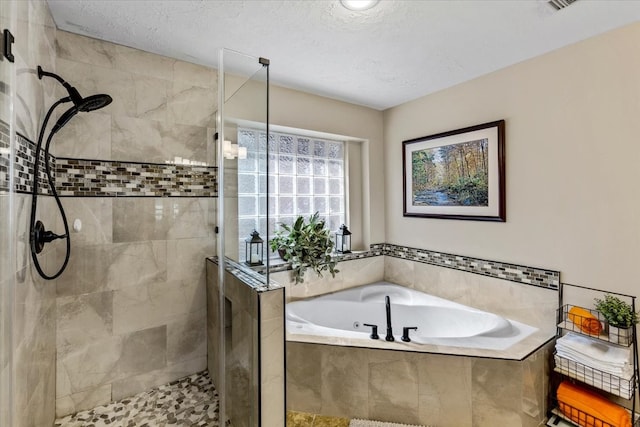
top-left (383, 256), bottom-right (557, 334)
top-left (260, 289), bottom-right (285, 426)
top-left (206, 259), bottom-right (285, 427)
top-left (51, 30), bottom-right (217, 417)
top-left (226, 273), bottom-right (259, 427)
top-left (287, 340), bottom-right (553, 427)
top-left (273, 255), bottom-right (385, 302)
top-left (274, 254), bottom-right (556, 335)
top-left (278, 255), bottom-right (557, 426)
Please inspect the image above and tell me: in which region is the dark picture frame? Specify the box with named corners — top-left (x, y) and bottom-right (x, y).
top-left (402, 120), bottom-right (505, 221)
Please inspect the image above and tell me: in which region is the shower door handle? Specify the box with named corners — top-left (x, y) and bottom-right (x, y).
top-left (2, 29), bottom-right (14, 63)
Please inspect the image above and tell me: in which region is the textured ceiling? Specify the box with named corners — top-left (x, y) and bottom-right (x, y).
top-left (46, 0), bottom-right (640, 110)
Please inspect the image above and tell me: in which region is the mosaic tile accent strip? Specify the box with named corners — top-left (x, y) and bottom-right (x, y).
top-left (0, 119), bottom-right (9, 192)
top-left (368, 243), bottom-right (386, 254)
top-left (264, 246), bottom-right (385, 275)
top-left (382, 243), bottom-right (560, 290)
top-left (55, 157), bottom-right (218, 197)
top-left (17, 132), bottom-right (56, 195)
top-left (1, 120), bottom-right (218, 198)
top-left (251, 242), bottom-right (558, 291)
top-left (0, 119), bottom-right (56, 195)
top-left (54, 370), bottom-right (218, 427)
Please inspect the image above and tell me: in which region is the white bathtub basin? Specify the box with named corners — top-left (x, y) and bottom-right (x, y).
top-left (286, 281), bottom-right (537, 350)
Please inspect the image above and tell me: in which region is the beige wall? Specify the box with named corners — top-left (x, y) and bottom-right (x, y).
top-left (270, 86), bottom-right (385, 247)
top-left (221, 71), bottom-right (385, 249)
top-left (383, 22), bottom-right (640, 296)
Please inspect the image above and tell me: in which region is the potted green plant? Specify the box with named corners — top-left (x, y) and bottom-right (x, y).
top-left (594, 294), bottom-right (638, 345)
top-left (269, 212), bottom-right (339, 284)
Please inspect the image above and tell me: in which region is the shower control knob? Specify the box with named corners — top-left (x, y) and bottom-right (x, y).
top-left (32, 220), bottom-right (67, 254)
top-left (73, 218), bottom-right (82, 232)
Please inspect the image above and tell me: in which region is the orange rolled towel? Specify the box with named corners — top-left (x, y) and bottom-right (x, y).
top-left (568, 306), bottom-right (602, 336)
top-left (557, 381), bottom-right (631, 427)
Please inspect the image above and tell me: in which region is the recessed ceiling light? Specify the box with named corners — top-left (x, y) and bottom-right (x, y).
top-left (340, 0), bottom-right (380, 11)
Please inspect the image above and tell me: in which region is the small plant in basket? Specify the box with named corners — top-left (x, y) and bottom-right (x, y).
top-left (594, 294), bottom-right (638, 345)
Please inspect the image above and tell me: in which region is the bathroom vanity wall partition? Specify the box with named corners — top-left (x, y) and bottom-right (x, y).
top-left (206, 257), bottom-right (285, 427)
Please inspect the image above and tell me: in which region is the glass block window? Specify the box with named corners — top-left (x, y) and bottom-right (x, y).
top-left (237, 128), bottom-right (346, 260)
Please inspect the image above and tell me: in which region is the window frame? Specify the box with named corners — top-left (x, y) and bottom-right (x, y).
top-left (236, 127), bottom-right (349, 262)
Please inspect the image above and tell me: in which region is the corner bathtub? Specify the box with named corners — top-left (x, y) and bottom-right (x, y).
top-left (286, 281), bottom-right (538, 351)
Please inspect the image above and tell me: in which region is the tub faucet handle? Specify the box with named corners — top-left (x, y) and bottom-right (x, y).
top-left (363, 323), bottom-right (379, 340)
top-left (401, 326), bottom-right (418, 342)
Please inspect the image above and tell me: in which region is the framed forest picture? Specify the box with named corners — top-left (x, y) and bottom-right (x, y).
top-left (402, 120), bottom-right (505, 221)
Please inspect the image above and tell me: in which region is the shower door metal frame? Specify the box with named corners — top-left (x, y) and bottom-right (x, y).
top-left (0, 1), bottom-right (16, 425)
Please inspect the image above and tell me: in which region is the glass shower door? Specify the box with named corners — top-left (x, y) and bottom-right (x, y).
top-left (217, 49), bottom-right (269, 427)
top-left (0, 1), bottom-right (16, 426)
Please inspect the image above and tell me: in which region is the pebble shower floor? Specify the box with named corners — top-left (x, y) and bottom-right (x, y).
top-left (54, 371), bottom-right (219, 427)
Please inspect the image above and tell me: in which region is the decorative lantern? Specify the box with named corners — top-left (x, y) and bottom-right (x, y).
top-left (245, 230), bottom-right (264, 266)
top-left (335, 224), bottom-right (352, 254)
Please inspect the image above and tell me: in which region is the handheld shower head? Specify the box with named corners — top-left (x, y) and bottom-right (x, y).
top-left (77, 94), bottom-right (112, 112)
top-left (38, 66), bottom-right (111, 106)
top-left (51, 106), bottom-right (79, 135)
top-left (49, 94), bottom-right (112, 134)
top-left (37, 66), bottom-right (113, 133)
top-left (31, 67), bottom-right (113, 280)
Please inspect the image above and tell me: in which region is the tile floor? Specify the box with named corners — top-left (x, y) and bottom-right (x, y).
top-left (54, 371), bottom-right (218, 427)
top-left (54, 371), bottom-right (355, 427)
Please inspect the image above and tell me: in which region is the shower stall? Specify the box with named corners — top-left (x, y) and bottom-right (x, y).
top-left (1, 4), bottom-right (281, 422)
